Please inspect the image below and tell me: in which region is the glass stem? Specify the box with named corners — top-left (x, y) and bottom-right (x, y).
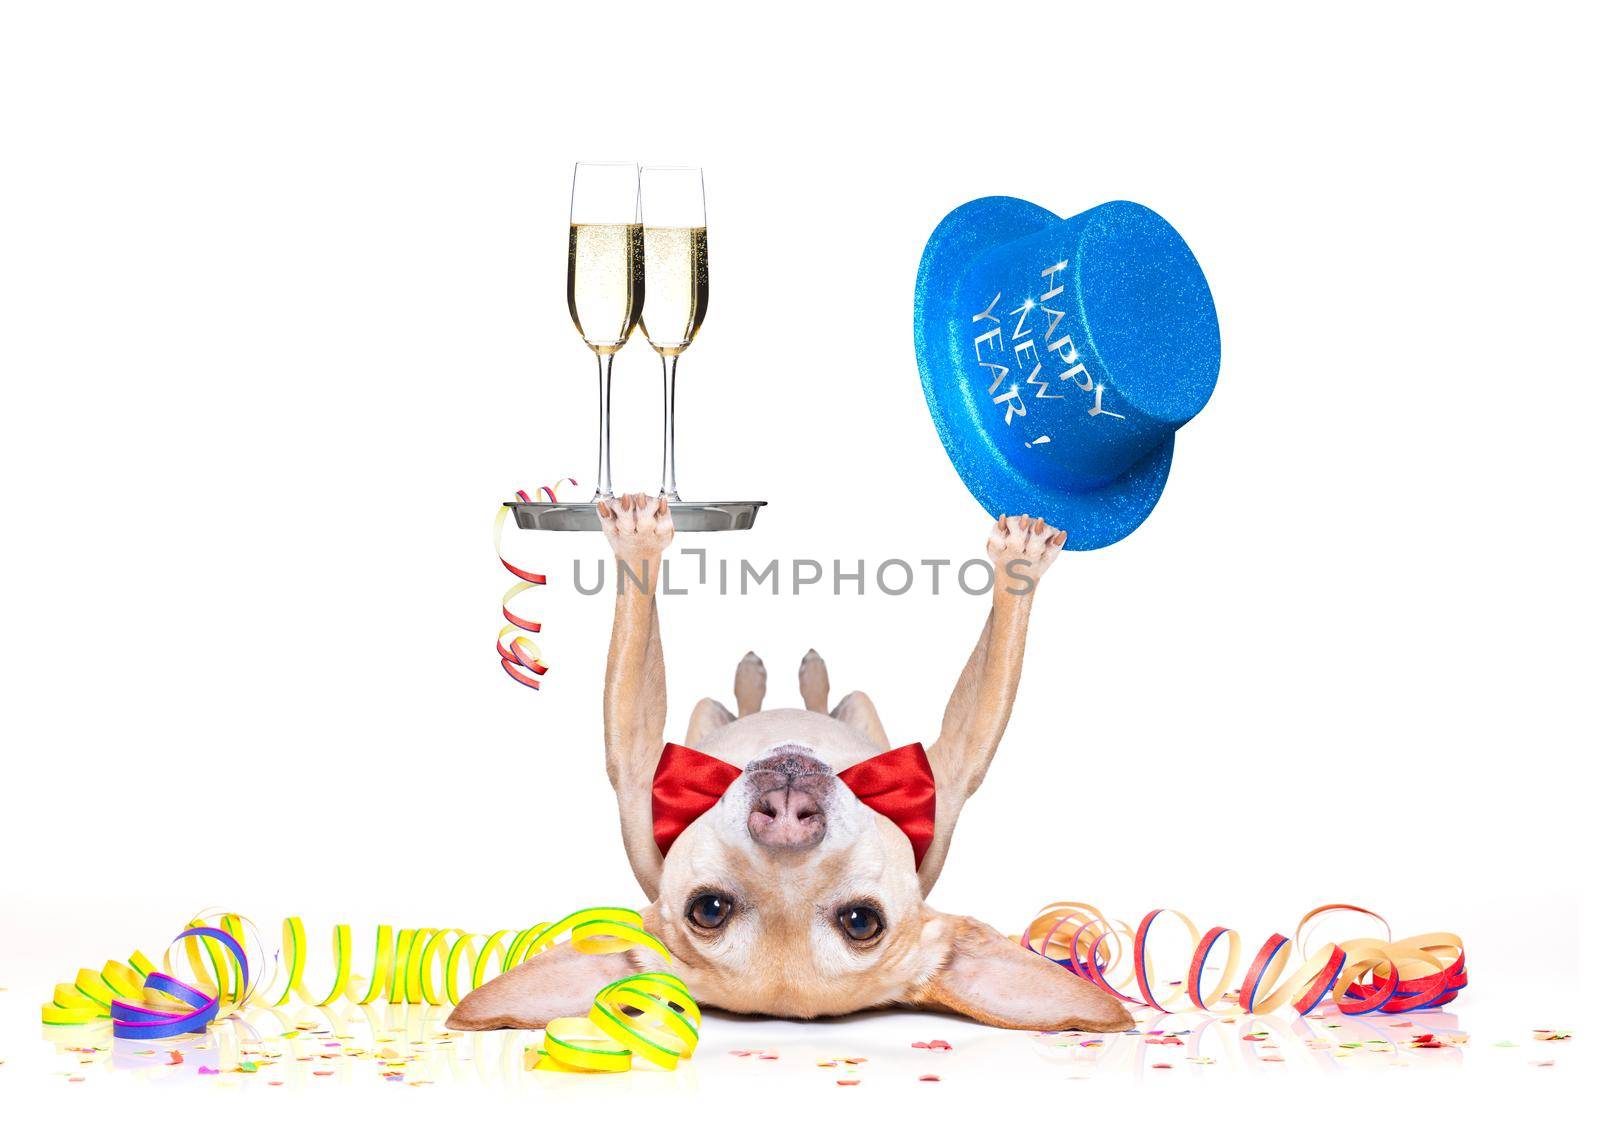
top-left (659, 353), bottom-right (681, 501)
top-left (592, 351), bottom-right (615, 502)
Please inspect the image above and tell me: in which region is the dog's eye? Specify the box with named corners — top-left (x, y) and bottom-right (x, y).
top-left (687, 893), bottom-right (734, 930)
top-left (836, 904), bottom-right (884, 942)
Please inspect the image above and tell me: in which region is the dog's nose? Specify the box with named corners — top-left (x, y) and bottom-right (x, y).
top-left (748, 785), bottom-right (826, 850)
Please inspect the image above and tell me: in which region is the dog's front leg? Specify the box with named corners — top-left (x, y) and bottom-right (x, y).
top-left (921, 515), bottom-right (1065, 889)
top-left (599, 493), bottom-right (674, 899)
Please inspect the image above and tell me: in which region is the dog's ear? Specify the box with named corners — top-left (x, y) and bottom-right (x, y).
top-left (444, 905), bottom-right (667, 1031)
top-left (900, 911), bottom-right (1135, 1031)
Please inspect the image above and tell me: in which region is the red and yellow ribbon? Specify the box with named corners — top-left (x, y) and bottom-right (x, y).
top-left (494, 479), bottom-right (578, 689)
top-left (1022, 901), bottom-right (1465, 1017)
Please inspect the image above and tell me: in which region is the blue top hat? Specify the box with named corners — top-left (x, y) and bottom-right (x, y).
top-left (913, 197), bottom-right (1220, 550)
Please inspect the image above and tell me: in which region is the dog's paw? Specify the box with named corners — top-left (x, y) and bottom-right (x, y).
top-left (986, 513), bottom-right (1066, 590)
top-left (599, 493), bottom-right (675, 561)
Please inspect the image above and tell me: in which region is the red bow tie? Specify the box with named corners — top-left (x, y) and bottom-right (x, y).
top-left (652, 742), bottom-right (937, 868)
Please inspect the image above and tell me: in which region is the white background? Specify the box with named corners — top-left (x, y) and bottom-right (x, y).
top-left (1, 0), bottom-right (1593, 1136)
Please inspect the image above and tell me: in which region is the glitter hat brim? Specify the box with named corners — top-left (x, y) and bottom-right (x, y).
top-left (913, 195), bottom-right (1176, 551)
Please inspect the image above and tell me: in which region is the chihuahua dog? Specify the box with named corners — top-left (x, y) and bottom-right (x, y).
top-left (447, 494), bottom-right (1132, 1033)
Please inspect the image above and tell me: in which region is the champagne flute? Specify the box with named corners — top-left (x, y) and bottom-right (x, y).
top-left (567, 161), bottom-right (644, 501)
top-left (639, 166), bottom-right (709, 502)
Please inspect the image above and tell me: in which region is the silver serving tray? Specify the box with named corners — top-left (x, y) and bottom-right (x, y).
top-left (507, 500), bottom-right (767, 532)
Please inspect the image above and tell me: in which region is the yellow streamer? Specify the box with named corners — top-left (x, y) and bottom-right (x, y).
top-left (42, 906), bottom-right (700, 1072)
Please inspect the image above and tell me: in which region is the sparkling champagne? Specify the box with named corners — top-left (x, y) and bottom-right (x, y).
top-left (640, 226), bottom-right (709, 355)
top-left (567, 223), bottom-right (644, 353)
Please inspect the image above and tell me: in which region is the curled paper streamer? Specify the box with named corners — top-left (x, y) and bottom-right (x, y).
top-left (42, 906), bottom-right (700, 1072)
top-left (494, 479), bottom-right (578, 689)
top-left (1021, 902), bottom-right (1465, 1017)
top-left (42, 914), bottom-right (260, 1038)
top-left (535, 973), bottom-right (701, 1073)
top-left (525, 915), bottom-right (700, 1073)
